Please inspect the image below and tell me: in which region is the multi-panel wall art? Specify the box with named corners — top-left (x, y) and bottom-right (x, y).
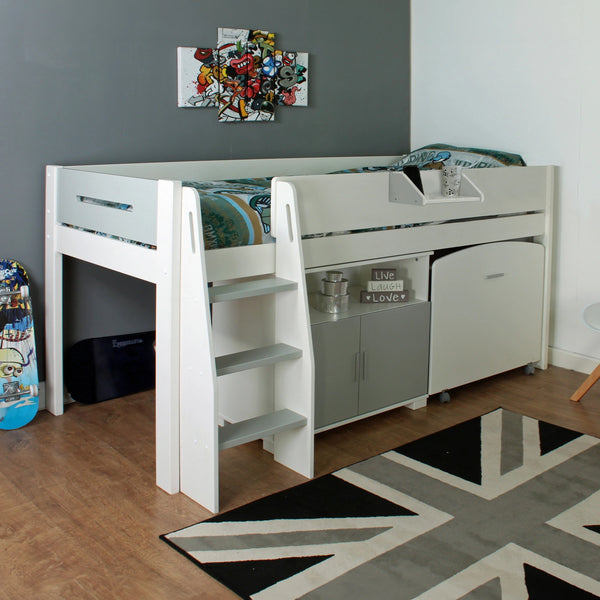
top-left (178, 27), bottom-right (308, 123)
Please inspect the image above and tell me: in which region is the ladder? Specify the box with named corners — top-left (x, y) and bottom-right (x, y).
top-left (179, 181), bottom-right (314, 513)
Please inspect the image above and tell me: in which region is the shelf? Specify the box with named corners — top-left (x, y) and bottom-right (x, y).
top-left (389, 170), bottom-right (484, 206)
top-left (216, 343), bottom-right (302, 376)
top-left (304, 251), bottom-right (433, 274)
top-left (219, 409), bottom-right (307, 450)
top-left (209, 277), bottom-right (297, 303)
top-left (309, 287), bottom-right (428, 325)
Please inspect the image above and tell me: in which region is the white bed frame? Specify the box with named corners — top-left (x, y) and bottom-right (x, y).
top-left (45, 156), bottom-right (555, 512)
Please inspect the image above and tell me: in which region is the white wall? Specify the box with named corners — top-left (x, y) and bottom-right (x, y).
top-left (411, 0), bottom-right (600, 373)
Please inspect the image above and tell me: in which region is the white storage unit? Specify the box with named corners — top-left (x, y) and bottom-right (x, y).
top-left (429, 241), bottom-right (545, 397)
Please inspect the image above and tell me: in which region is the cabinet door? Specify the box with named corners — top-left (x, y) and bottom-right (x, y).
top-left (429, 241), bottom-right (544, 395)
top-left (312, 318), bottom-right (360, 428)
top-left (359, 303), bottom-right (430, 414)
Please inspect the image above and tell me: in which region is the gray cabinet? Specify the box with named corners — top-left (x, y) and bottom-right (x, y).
top-left (312, 302), bottom-right (430, 429)
top-left (312, 317), bottom-right (360, 427)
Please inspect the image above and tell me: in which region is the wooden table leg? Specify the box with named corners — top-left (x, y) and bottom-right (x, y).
top-left (570, 362), bottom-right (600, 402)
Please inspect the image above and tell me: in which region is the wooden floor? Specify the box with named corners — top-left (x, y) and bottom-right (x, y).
top-left (1, 365), bottom-right (599, 599)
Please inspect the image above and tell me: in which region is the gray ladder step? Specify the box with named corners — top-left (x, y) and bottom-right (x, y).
top-left (209, 277), bottom-right (297, 303)
top-left (219, 409), bottom-right (307, 451)
top-left (216, 343), bottom-right (302, 377)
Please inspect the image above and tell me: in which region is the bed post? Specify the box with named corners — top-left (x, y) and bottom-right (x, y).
top-left (45, 166), bottom-right (65, 416)
top-left (272, 180), bottom-right (314, 479)
top-left (154, 180), bottom-right (183, 495)
top-left (179, 186), bottom-right (219, 512)
top-left (536, 165), bottom-right (555, 370)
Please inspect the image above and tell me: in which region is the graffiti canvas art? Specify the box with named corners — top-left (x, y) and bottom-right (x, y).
top-left (177, 27), bottom-right (308, 122)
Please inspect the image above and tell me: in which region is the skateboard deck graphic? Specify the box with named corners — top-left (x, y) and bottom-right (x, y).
top-left (0, 259), bottom-right (39, 429)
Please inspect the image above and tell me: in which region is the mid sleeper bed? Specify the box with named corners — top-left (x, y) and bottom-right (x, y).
top-left (45, 150), bottom-right (555, 512)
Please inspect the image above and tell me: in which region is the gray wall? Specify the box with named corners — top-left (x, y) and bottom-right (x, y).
top-left (0, 0), bottom-right (411, 379)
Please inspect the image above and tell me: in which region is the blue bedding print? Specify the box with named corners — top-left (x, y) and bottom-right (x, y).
top-left (185, 144), bottom-right (526, 249)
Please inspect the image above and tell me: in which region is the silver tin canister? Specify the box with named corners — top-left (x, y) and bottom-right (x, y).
top-left (325, 270), bottom-right (344, 282)
top-left (321, 278), bottom-right (348, 296)
top-left (317, 293), bottom-right (350, 313)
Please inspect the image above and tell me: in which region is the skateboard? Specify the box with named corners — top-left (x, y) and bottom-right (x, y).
top-left (0, 259), bottom-right (39, 429)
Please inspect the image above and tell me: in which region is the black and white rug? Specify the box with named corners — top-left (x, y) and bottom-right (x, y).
top-left (161, 409), bottom-right (600, 599)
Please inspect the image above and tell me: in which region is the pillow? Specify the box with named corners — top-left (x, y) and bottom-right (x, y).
top-left (390, 144), bottom-right (526, 170)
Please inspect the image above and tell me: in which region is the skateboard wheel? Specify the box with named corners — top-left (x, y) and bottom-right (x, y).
top-left (29, 384), bottom-right (39, 397)
top-left (20, 285), bottom-right (30, 298)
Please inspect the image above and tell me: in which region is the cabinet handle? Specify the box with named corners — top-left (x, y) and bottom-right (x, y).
top-left (361, 351), bottom-right (367, 381)
top-left (354, 352), bottom-right (360, 382)
top-left (484, 272), bottom-right (505, 279)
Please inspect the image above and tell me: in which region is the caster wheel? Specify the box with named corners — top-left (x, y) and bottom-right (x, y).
top-left (439, 391), bottom-right (451, 404)
top-left (524, 363), bottom-right (536, 376)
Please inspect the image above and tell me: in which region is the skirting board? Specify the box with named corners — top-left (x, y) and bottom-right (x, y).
top-left (549, 346), bottom-right (599, 375)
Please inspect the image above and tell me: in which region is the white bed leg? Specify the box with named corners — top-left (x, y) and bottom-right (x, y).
top-left (534, 165), bottom-right (555, 370)
top-left (154, 180), bottom-right (182, 494)
top-left (45, 166), bottom-right (65, 416)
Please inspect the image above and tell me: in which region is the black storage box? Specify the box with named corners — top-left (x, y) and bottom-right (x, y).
top-left (65, 331), bottom-right (156, 404)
